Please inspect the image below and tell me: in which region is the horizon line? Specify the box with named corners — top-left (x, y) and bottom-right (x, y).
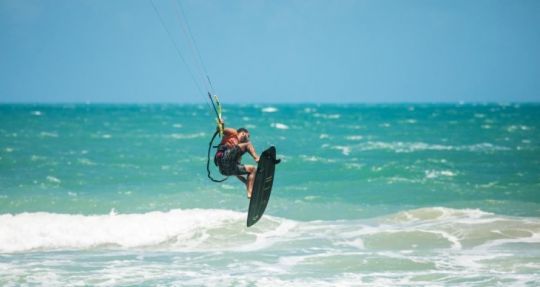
top-left (1, 99), bottom-right (540, 105)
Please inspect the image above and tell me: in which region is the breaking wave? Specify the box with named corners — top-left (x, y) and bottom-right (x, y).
top-left (1, 207), bottom-right (539, 253)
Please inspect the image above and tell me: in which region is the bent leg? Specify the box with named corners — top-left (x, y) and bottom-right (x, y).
top-left (244, 165), bottom-right (256, 199)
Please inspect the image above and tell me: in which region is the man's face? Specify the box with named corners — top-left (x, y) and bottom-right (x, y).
top-left (239, 131), bottom-right (250, 143)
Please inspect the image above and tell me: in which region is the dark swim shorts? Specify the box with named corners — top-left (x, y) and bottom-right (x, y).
top-left (217, 146), bottom-right (249, 176)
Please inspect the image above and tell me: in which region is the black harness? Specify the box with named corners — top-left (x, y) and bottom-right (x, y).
top-left (206, 130), bottom-right (228, 182)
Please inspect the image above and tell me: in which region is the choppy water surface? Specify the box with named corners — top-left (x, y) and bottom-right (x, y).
top-left (1, 104), bottom-right (539, 286)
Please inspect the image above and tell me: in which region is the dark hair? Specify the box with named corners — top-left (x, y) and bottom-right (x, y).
top-left (237, 127), bottom-right (249, 133)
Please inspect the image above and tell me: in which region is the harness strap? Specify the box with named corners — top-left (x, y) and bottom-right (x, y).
top-left (207, 130), bottom-right (228, 183)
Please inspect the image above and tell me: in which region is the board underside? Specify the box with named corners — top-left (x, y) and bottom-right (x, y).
top-left (247, 146), bottom-right (279, 227)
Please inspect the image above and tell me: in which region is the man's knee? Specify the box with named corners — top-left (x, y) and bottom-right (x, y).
top-left (245, 165), bottom-right (256, 173)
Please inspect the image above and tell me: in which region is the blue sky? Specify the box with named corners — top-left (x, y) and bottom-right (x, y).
top-left (1, 0), bottom-right (539, 103)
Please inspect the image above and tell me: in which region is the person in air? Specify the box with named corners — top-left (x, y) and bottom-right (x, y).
top-left (214, 119), bottom-right (259, 198)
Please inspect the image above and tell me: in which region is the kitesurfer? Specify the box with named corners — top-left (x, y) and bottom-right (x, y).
top-left (214, 119), bottom-right (259, 198)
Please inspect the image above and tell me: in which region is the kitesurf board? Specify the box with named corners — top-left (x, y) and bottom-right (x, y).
top-left (247, 146), bottom-right (280, 227)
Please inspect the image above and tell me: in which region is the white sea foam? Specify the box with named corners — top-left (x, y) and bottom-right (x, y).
top-left (271, 123), bottom-right (289, 130)
top-left (344, 163), bottom-right (364, 169)
top-left (398, 119), bottom-right (417, 124)
top-left (262, 107), bottom-right (278, 113)
top-left (345, 135), bottom-right (363, 141)
top-left (300, 155), bottom-right (320, 162)
top-left (389, 207), bottom-right (492, 222)
top-left (319, 133), bottom-right (330, 139)
top-left (77, 158), bottom-right (96, 166)
top-left (506, 125), bottom-right (531, 132)
top-left (39, 131), bottom-right (58, 138)
top-left (1, 207), bottom-right (535, 255)
top-left (386, 176), bottom-right (419, 184)
top-left (474, 231), bottom-right (540, 250)
top-left (46, 176), bottom-right (61, 184)
top-left (299, 155), bottom-right (336, 163)
top-left (0, 209), bottom-right (296, 253)
top-left (170, 132), bottom-right (206, 139)
top-left (332, 145), bottom-right (351, 156)
top-left (30, 155), bottom-right (46, 161)
top-left (424, 169), bottom-right (457, 179)
top-left (356, 141), bottom-right (510, 153)
top-left (1, 208), bottom-right (539, 286)
top-left (313, 113), bottom-right (340, 119)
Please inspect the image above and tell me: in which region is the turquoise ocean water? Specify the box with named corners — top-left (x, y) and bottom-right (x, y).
top-left (1, 103), bottom-right (539, 286)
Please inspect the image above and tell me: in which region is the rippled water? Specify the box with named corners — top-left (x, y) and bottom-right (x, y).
top-left (1, 104), bottom-right (539, 286)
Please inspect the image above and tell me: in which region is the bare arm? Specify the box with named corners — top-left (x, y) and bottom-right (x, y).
top-left (247, 143), bottom-right (259, 162)
top-left (236, 142), bottom-right (259, 162)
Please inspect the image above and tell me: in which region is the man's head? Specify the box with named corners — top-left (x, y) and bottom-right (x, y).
top-left (237, 128), bottom-right (250, 143)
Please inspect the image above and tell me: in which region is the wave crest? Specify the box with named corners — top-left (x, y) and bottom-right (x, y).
top-left (0, 209), bottom-right (294, 253)
top-left (1, 207), bottom-right (539, 253)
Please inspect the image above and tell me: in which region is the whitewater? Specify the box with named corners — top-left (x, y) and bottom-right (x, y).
top-left (1, 104), bottom-right (539, 286)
